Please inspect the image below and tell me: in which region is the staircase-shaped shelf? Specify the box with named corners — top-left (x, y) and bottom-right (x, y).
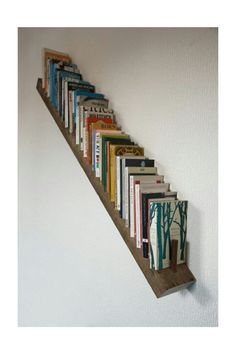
top-left (37, 78), bottom-right (196, 298)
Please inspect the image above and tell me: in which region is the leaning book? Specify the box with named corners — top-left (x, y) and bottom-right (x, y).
top-left (149, 200), bottom-right (188, 271)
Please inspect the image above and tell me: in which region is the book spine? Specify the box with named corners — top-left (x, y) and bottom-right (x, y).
top-left (121, 160), bottom-right (126, 219)
top-left (99, 136), bottom-right (103, 181)
top-left (92, 130), bottom-right (96, 171)
top-left (107, 143), bottom-right (110, 193)
top-left (95, 134), bottom-right (100, 177)
top-left (47, 58), bottom-right (50, 96)
top-left (80, 106), bottom-right (84, 150)
top-left (75, 97), bottom-right (80, 145)
top-left (61, 78), bottom-right (65, 119)
top-left (57, 71), bottom-right (60, 112)
top-left (69, 91), bottom-right (73, 133)
top-left (135, 184), bottom-right (141, 248)
top-left (124, 168), bottom-right (129, 226)
top-left (142, 196), bottom-right (149, 258)
top-left (64, 80), bottom-right (69, 128)
top-left (130, 176), bottom-right (135, 238)
top-left (83, 125), bottom-right (87, 157)
top-left (110, 148), bottom-right (116, 201)
top-left (116, 157), bottom-right (121, 210)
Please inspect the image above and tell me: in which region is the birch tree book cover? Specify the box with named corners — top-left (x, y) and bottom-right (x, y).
top-left (149, 200), bottom-right (188, 271)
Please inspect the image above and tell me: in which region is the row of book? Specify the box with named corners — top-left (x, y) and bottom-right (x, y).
top-left (43, 48), bottom-right (188, 271)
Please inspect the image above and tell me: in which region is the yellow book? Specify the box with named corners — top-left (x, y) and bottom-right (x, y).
top-left (109, 145), bottom-right (144, 202)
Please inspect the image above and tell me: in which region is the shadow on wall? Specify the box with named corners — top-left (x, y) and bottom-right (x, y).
top-left (180, 203), bottom-right (212, 306)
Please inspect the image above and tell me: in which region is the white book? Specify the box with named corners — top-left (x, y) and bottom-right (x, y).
top-left (116, 156), bottom-right (145, 211)
top-left (116, 156), bottom-right (121, 210)
top-left (129, 175), bottom-right (164, 238)
top-left (135, 184), bottom-right (142, 248)
top-left (122, 166), bottom-right (157, 220)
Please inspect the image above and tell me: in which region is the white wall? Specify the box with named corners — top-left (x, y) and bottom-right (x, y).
top-left (18, 28), bottom-right (218, 327)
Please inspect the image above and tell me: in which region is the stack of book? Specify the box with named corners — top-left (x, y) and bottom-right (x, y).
top-left (43, 48), bottom-right (188, 272)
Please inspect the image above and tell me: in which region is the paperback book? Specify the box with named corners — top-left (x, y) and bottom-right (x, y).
top-left (149, 200), bottom-right (188, 270)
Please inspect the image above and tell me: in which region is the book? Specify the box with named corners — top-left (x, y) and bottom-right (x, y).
top-left (122, 158), bottom-right (155, 224)
top-left (149, 200), bottom-right (188, 270)
top-left (109, 146), bottom-right (145, 202)
top-left (67, 81), bottom-right (95, 133)
top-left (51, 61), bottom-right (80, 107)
top-left (141, 191), bottom-right (177, 258)
top-left (59, 70), bottom-right (83, 120)
top-left (89, 122), bottom-right (118, 166)
top-left (135, 184), bottom-right (171, 249)
top-left (121, 166), bottom-right (157, 220)
top-left (78, 97), bottom-right (109, 148)
top-left (100, 138), bottom-right (133, 190)
top-left (129, 175), bottom-right (165, 239)
top-left (83, 108), bottom-right (115, 158)
top-left (93, 129), bottom-right (122, 175)
top-left (115, 156), bottom-right (144, 210)
top-left (75, 95), bottom-right (108, 146)
top-left (43, 48), bottom-right (71, 95)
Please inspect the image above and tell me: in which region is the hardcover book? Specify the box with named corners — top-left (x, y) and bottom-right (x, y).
top-left (109, 146), bottom-right (145, 202)
top-left (129, 175), bottom-right (165, 239)
top-left (88, 122), bottom-right (118, 165)
top-left (120, 166), bottom-right (157, 220)
top-left (100, 138), bottom-right (133, 190)
top-left (83, 108), bottom-right (115, 158)
top-left (74, 95), bottom-right (107, 146)
top-left (149, 200), bottom-right (188, 271)
top-left (116, 156), bottom-right (145, 211)
top-left (141, 191), bottom-right (177, 258)
top-left (78, 97), bottom-right (109, 147)
top-left (122, 158), bottom-right (154, 223)
top-left (135, 183), bottom-right (170, 249)
top-left (43, 48), bottom-right (71, 95)
top-left (67, 81), bottom-right (95, 133)
top-left (59, 70), bottom-right (83, 119)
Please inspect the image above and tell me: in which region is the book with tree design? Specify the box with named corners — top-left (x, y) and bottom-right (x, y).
top-left (149, 200), bottom-right (188, 270)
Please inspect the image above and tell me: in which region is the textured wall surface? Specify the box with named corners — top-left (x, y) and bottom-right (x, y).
top-left (18, 28), bottom-right (218, 326)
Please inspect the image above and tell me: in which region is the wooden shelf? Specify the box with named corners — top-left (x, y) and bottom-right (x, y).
top-left (36, 78), bottom-right (196, 298)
